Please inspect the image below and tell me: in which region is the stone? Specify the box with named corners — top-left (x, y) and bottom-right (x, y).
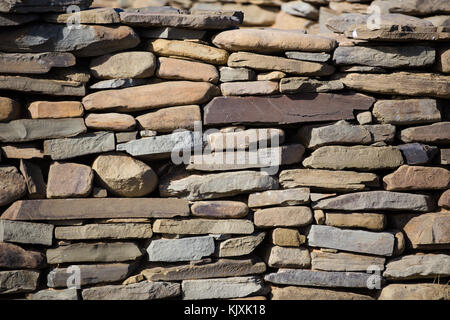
top-left (191, 201), bottom-right (248, 219)
top-left (345, 25), bottom-right (450, 42)
top-left (265, 269), bottom-right (380, 289)
top-left (147, 236), bottom-right (215, 262)
top-left (219, 4), bottom-right (276, 27)
top-left (55, 223), bottom-right (152, 240)
top-left (28, 288), bottom-right (78, 300)
top-left (147, 39), bottom-right (229, 65)
top-left (384, 254), bottom-right (450, 280)
top-left (0, 0), bottom-right (93, 13)
top-left (383, 165), bottom-right (450, 191)
top-left (47, 263), bottom-right (134, 288)
top-left (442, 149), bottom-right (450, 165)
top-left (314, 209), bottom-right (326, 224)
top-left (142, 257), bottom-right (266, 281)
top-left (379, 284), bottom-right (450, 300)
top-left (398, 143), bottom-right (439, 165)
top-left (219, 67), bottom-right (255, 82)
top-left (0, 24), bottom-right (140, 57)
top-left (0, 75), bottom-right (85, 96)
top-left (439, 190), bottom-right (450, 209)
top-left (219, 232), bottom-right (266, 257)
top-left (311, 250), bottom-right (385, 272)
top-left (2, 144), bottom-right (44, 159)
top-left (90, 52), bottom-right (156, 79)
top-left (267, 246), bottom-right (311, 268)
top-left (281, 1), bottom-right (318, 19)
top-left (82, 81), bottom-right (219, 112)
top-left (160, 170), bottom-right (278, 201)
top-left (254, 206), bottom-right (313, 228)
top-left (138, 27), bottom-right (207, 40)
top-left (213, 29), bottom-right (336, 53)
top-left (82, 281), bottom-right (181, 300)
top-left (0, 270), bottom-right (40, 295)
top-left (0, 96), bottom-right (20, 122)
top-left (325, 213), bottom-right (386, 231)
top-left (303, 146), bottom-right (403, 171)
top-left (28, 101), bottom-right (84, 119)
top-left (0, 52), bottom-right (76, 74)
top-left (280, 77), bottom-right (344, 93)
top-left (400, 122), bottom-right (450, 145)
top-left (153, 219), bottom-right (254, 235)
top-left (426, 16), bottom-right (450, 27)
top-left (43, 7), bottom-right (120, 24)
top-left (340, 73), bottom-right (450, 99)
top-left (228, 52), bottom-right (335, 76)
top-left (271, 286), bottom-right (373, 300)
top-left (271, 228), bottom-right (305, 247)
top-left (0, 118), bottom-right (86, 143)
top-left (90, 78), bottom-right (149, 90)
top-left (204, 93), bottom-right (375, 126)
top-left (47, 162), bottom-right (93, 198)
top-left (85, 113), bottom-right (136, 132)
top-left (0, 220), bottom-right (53, 246)
top-left (115, 131), bottom-right (137, 144)
top-left (0, 243), bottom-right (44, 269)
top-left (182, 276), bottom-right (263, 300)
top-left (333, 46), bottom-right (435, 69)
top-left (272, 10), bottom-right (314, 30)
top-left (436, 47), bottom-right (450, 73)
top-left (46, 242), bottom-right (142, 264)
top-left (157, 57), bottom-right (219, 83)
top-left (373, 99), bottom-right (441, 125)
top-left (19, 160), bottom-right (46, 199)
top-left (0, 165), bottom-right (26, 206)
top-left (403, 212), bottom-right (450, 249)
top-left (1, 198), bottom-right (189, 221)
top-left (257, 71), bottom-right (286, 81)
top-left (221, 81), bottom-right (279, 96)
top-left (313, 191), bottom-right (434, 212)
top-left (285, 51), bottom-right (331, 62)
top-left (248, 188), bottom-right (310, 208)
top-left (308, 225), bottom-right (395, 256)
top-left (136, 105), bottom-right (200, 132)
top-left (44, 132), bottom-right (115, 160)
top-left (0, 12), bottom-right (38, 26)
top-left (369, 0), bottom-right (450, 16)
top-left (280, 169), bottom-right (379, 192)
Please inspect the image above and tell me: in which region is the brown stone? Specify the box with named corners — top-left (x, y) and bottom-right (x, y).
top-left (136, 105), bottom-right (201, 133)
top-left (383, 165), bottom-right (450, 191)
top-left (311, 250), bottom-right (385, 272)
top-left (0, 96), bottom-right (20, 122)
top-left (436, 47), bottom-right (450, 73)
top-left (157, 57), bottom-right (219, 83)
top-left (221, 81), bottom-right (279, 96)
top-left (439, 190), bottom-right (450, 209)
top-left (0, 52), bottom-right (75, 74)
top-left (271, 286), bottom-right (373, 300)
top-left (90, 51), bottom-right (156, 79)
top-left (400, 122), bottom-right (450, 145)
top-left (325, 213), bottom-right (386, 231)
top-left (248, 188), bottom-right (310, 208)
top-left (271, 228), bottom-right (306, 247)
top-left (403, 212), bottom-right (450, 249)
top-left (19, 159), bottom-right (46, 199)
top-left (373, 99), bottom-right (441, 125)
top-left (254, 206), bottom-right (313, 228)
top-left (0, 243), bottom-right (45, 269)
top-left (85, 113), bottom-right (136, 131)
top-left (379, 284), bottom-right (450, 300)
top-left (28, 101), bottom-right (84, 119)
top-left (191, 201), bottom-right (248, 219)
top-left (0, 165), bottom-right (26, 207)
top-left (47, 162), bottom-right (93, 199)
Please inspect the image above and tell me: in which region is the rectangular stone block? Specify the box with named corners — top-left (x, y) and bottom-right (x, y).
top-left (152, 219), bottom-right (254, 235)
top-left (248, 188), bottom-right (310, 208)
top-left (54, 223), bottom-right (153, 240)
top-left (0, 220), bottom-right (53, 246)
top-left (147, 236), bottom-right (215, 262)
top-left (311, 250), bottom-right (386, 272)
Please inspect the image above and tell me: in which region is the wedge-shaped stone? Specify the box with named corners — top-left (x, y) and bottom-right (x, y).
top-left (379, 284), bottom-right (450, 300)
top-left (48, 263), bottom-right (134, 288)
top-left (219, 232), bottom-right (266, 257)
top-left (43, 7), bottom-right (120, 24)
top-left (160, 170), bottom-right (278, 201)
top-left (303, 146), bottom-right (403, 171)
top-left (384, 254), bottom-right (450, 280)
top-left (147, 236), bottom-right (215, 262)
top-left (221, 81), bottom-right (279, 96)
top-left (0, 75), bottom-right (85, 96)
top-left (213, 29), bottom-right (336, 53)
top-left (280, 77), bottom-right (344, 93)
top-left (271, 286), bottom-right (373, 300)
top-left (0, 270), bottom-right (40, 295)
top-left (311, 250), bottom-right (385, 272)
top-left (265, 269), bottom-right (380, 289)
top-left (0, 52), bottom-right (76, 74)
top-left (0, 220), bottom-right (53, 246)
top-left (46, 242), bottom-right (142, 264)
top-left (28, 288), bottom-right (78, 300)
top-left (55, 223), bottom-right (152, 240)
top-left (254, 206), bottom-right (313, 228)
top-left (157, 57), bottom-right (219, 83)
top-left (403, 212), bottom-right (450, 249)
top-left (373, 99), bottom-right (441, 125)
top-left (308, 225), bottom-right (395, 256)
top-left (82, 81), bottom-right (219, 112)
top-left (228, 52), bottom-right (335, 76)
top-left (136, 105), bottom-right (201, 133)
top-left (191, 201), bottom-right (248, 219)
top-left (82, 281), bottom-right (181, 300)
top-left (280, 169), bottom-right (379, 192)
top-left (325, 213), bottom-right (386, 231)
top-left (182, 276), bottom-right (263, 300)
top-left (204, 93), bottom-right (375, 126)
top-left (0, 165), bottom-right (26, 206)
top-left (340, 72), bottom-right (450, 99)
top-left (248, 188), bottom-right (310, 208)
top-left (313, 191), bottom-right (434, 212)
top-left (2, 145), bottom-right (44, 160)
top-left (267, 246), bottom-right (311, 268)
top-left (142, 257), bottom-right (266, 281)
top-left (0, 0), bottom-right (93, 13)
top-left (153, 219), bottom-right (254, 235)
top-left (0, 24), bottom-right (140, 57)
top-left (28, 101), bottom-right (84, 119)
top-left (384, 165), bottom-right (450, 191)
top-left (400, 122), bottom-right (450, 144)
top-left (0, 243), bottom-right (45, 269)
top-left (1, 198), bottom-right (189, 221)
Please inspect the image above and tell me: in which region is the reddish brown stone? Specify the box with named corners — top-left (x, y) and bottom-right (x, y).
top-left (0, 243), bottom-right (45, 269)
top-left (191, 201), bottom-right (248, 219)
top-left (438, 190), bottom-right (450, 209)
top-left (403, 212), bottom-right (450, 249)
top-left (383, 165), bottom-right (450, 191)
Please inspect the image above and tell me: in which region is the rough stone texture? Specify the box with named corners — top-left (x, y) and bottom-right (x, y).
top-left (85, 113), bottom-right (136, 131)
top-left (157, 57), bottom-right (219, 83)
top-left (257, 71), bottom-right (286, 81)
top-left (311, 250), bottom-right (385, 272)
top-left (303, 146), bottom-right (404, 171)
top-left (441, 149), bottom-right (450, 165)
top-left (308, 225), bottom-right (395, 256)
top-left (90, 52), bottom-right (156, 79)
top-left (369, 0), bottom-right (450, 16)
top-left (437, 47), bottom-right (450, 73)
top-left (219, 67), bottom-right (255, 82)
top-left (28, 101), bottom-right (84, 119)
top-left (27, 288), bottom-right (78, 300)
top-left (271, 228), bottom-right (305, 247)
top-left (153, 219), bottom-right (254, 235)
top-left (138, 27), bottom-right (207, 40)
top-left (0, 165), bottom-right (27, 206)
top-left (90, 78), bottom-right (149, 90)
top-left (398, 143), bottom-right (439, 165)
top-left (280, 169), bottom-right (379, 192)
top-left (439, 190), bottom-right (450, 209)
top-left (400, 122), bottom-right (450, 145)
top-left (221, 81), bottom-right (279, 96)
top-left (46, 242), bottom-right (143, 264)
top-left (282, 1), bottom-right (319, 19)
top-left (47, 162), bottom-right (93, 198)
top-left (379, 284), bottom-right (450, 300)
top-left (280, 77), bottom-right (344, 93)
top-left (0, 52), bottom-right (76, 74)
top-left (267, 246), bottom-right (311, 268)
top-left (55, 223), bottom-right (153, 240)
top-left (82, 281), bottom-right (181, 300)
top-left (0, 96), bottom-right (20, 122)
top-left (0, 220), bottom-right (53, 246)
top-left (248, 188), bottom-right (310, 208)
top-left (0, 0), bottom-right (93, 13)
top-left (383, 165), bottom-right (450, 191)
top-left (182, 276), bottom-right (264, 300)
top-left (191, 201), bottom-right (248, 219)
top-left (285, 51), bottom-right (331, 62)
top-left (254, 206), bottom-right (313, 228)
top-left (325, 213), bottom-right (386, 231)
top-left (403, 212), bottom-right (450, 249)
top-left (43, 7), bottom-right (120, 24)
top-left (136, 105), bottom-right (201, 132)
top-left (271, 286), bottom-right (373, 300)
top-left (0, 243), bottom-right (44, 269)
top-left (383, 254), bottom-right (450, 280)
top-left (0, 75), bottom-right (86, 96)
top-left (0, 270), bottom-right (40, 295)
top-left (2, 144), bottom-right (44, 160)
top-left (219, 232), bottom-right (266, 257)
top-left (147, 236), bottom-right (215, 262)
top-left (373, 99), bottom-right (441, 125)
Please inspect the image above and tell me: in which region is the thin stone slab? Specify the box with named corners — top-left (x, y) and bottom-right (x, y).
top-left (248, 188), bottom-right (310, 208)
top-left (0, 243), bottom-right (45, 269)
top-left (0, 75), bottom-right (85, 96)
top-left (344, 25), bottom-right (450, 42)
top-left (379, 284), bottom-right (450, 300)
top-left (147, 236), bottom-right (215, 262)
top-left (308, 225), bottom-right (395, 256)
top-left (311, 250), bottom-right (385, 272)
top-left (403, 212), bottom-right (450, 249)
top-left (383, 254), bottom-right (450, 280)
top-left (369, 0), bottom-right (450, 17)
top-left (373, 99), bottom-right (441, 125)
top-left (0, 118), bottom-right (86, 143)
top-left (90, 78), bottom-right (149, 90)
top-left (138, 27), bottom-right (207, 40)
top-left (0, 270), bottom-right (40, 295)
top-left (157, 57), bottom-right (219, 83)
top-left (219, 233), bottom-right (266, 257)
top-left (325, 213), bottom-right (386, 231)
top-left (136, 105), bottom-right (201, 133)
top-left (27, 288), bottom-right (78, 300)
top-left (153, 219), bottom-right (254, 235)
top-left (383, 165), bottom-right (450, 191)
top-left (191, 201), bottom-right (248, 219)
top-left (285, 51), bottom-right (331, 62)
top-left (43, 8), bottom-right (120, 24)
top-left (254, 206), bottom-right (313, 228)
top-left (1, 198), bottom-right (189, 221)
top-left (28, 101), bottom-right (84, 119)
top-left (0, 0), bottom-right (93, 13)
top-left (0, 220), bottom-right (53, 246)
top-left (400, 122), bottom-right (450, 144)
top-left (271, 286), bottom-right (373, 300)
top-left (221, 81), bottom-right (279, 96)
top-left (204, 93), bottom-right (375, 126)
top-left (0, 52), bottom-right (76, 74)
top-left (55, 223), bottom-right (152, 240)
top-left (280, 77), bottom-right (344, 93)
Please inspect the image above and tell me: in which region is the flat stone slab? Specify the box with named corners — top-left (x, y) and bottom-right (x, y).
top-left (311, 250), bottom-right (386, 272)
top-left (219, 232), bottom-right (266, 257)
top-left (271, 286), bottom-right (373, 300)
top-left (373, 99), bottom-right (441, 125)
top-left (383, 165), bottom-right (450, 191)
top-left (153, 219), bottom-right (254, 235)
top-left (308, 225), bottom-right (395, 256)
top-left (285, 51), bottom-right (331, 62)
top-left (403, 212), bottom-right (450, 249)
top-left (379, 284), bottom-right (450, 300)
top-left (55, 223), bottom-right (153, 240)
top-left (1, 144), bottom-right (44, 159)
top-left (27, 288), bottom-right (78, 300)
top-left (28, 101), bottom-right (84, 119)
top-left (267, 246), bottom-right (311, 268)
top-left (383, 254), bottom-right (450, 280)
top-left (313, 191), bottom-right (434, 212)
top-left (0, 52), bottom-right (76, 74)
top-left (254, 206), bottom-right (313, 228)
top-left (0, 270), bottom-right (40, 295)
top-left (191, 201), bottom-right (248, 219)
top-left (0, 0), bottom-right (93, 13)
top-left (400, 122), bottom-right (450, 144)
top-left (0, 243), bottom-right (45, 269)
top-left (219, 67), bottom-right (255, 82)
top-left (204, 93), bottom-right (375, 126)
top-left (279, 77), bottom-right (344, 93)
top-left (1, 198), bottom-right (189, 220)
top-left (369, 0), bottom-right (450, 16)
top-left (43, 8), bottom-right (120, 24)
top-left (248, 188), bottom-right (310, 208)
top-left (147, 236), bottom-right (215, 262)
top-left (0, 220), bottom-right (53, 246)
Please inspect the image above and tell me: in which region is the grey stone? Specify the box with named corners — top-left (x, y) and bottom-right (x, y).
top-left (90, 79), bottom-right (150, 90)
top-left (311, 250), bottom-right (386, 272)
top-left (43, 7), bottom-right (120, 24)
top-left (280, 77), bottom-right (343, 93)
top-left (219, 232), bottom-right (266, 257)
top-left (0, 0), bottom-right (93, 13)
top-left (281, 1), bottom-right (319, 19)
top-left (442, 149), bottom-right (450, 165)
top-left (147, 236), bottom-right (215, 262)
top-left (398, 143), bottom-right (438, 165)
top-left (138, 27), bottom-right (207, 40)
top-left (28, 288), bottom-right (78, 300)
top-left (285, 51), bottom-right (330, 62)
top-left (0, 270), bottom-right (40, 295)
top-left (55, 223), bottom-right (153, 240)
top-left (373, 99), bottom-right (441, 125)
top-left (267, 246), bottom-right (311, 268)
top-left (219, 67), bottom-right (256, 82)
top-left (0, 220), bottom-right (53, 246)
top-left (0, 165), bottom-right (26, 206)
top-left (0, 52), bottom-right (76, 74)
top-left (248, 188), bottom-right (310, 208)
top-left (153, 219), bottom-right (254, 235)
top-left (383, 254), bottom-right (450, 280)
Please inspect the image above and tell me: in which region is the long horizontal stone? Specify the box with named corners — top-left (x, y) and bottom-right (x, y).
top-left (55, 223), bottom-right (153, 240)
top-left (248, 188), bottom-right (310, 208)
top-left (28, 101), bottom-right (84, 119)
top-left (82, 281), bottom-right (181, 300)
top-left (383, 254), bottom-right (450, 280)
top-left (311, 250), bottom-right (386, 272)
top-left (279, 77), bottom-right (344, 93)
top-left (46, 242), bottom-right (143, 264)
top-left (369, 0), bottom-right (450, 17)
top-left (191, 201), bottom-right (248, 219)
top-left (1, 198), bottom-right (189, 221)
top-left (0, 220), bottom-right (53, 246)
top-left (254, 206), bottom-right (313, 228)
top-left (373, 99), bottom-right (441, 125)
top-left (0, 118), bottom-right (86, 143)
top-left (325, 213), bottom-right (386, 231)
top-left (43, 7), bottom-right (120, 24)
top-left (403, 212), bottom-right (450, 249)
top-left (0, 52), bottom-right (76, 74)
top-left (153, 219), bottom-right (254, 235)
top-left (147, 236), bottom-right (215, 262)
top-left (0, 0), bottom-right (93, 13)
top-left (383, 165), bottom-right (450, 191)
top-left (400, 122), bottom-right (450, 145)
top-left (265, 269), bottom-right (380, 289)
top-left (271, 286), bottom-right (373, 300)
top-left (308, 225), bottom-right (395, 256)
top-left (219, 233), bottom-right (266, 257)
top-left (379, 284), bottom-right (450, 300)
top-left (204, 93), bottom-right (375, 126)
top-left (0, 243), bottom-right (45, 269)
top-left (27, 288), bottom-right (78, 300)
top-left (313, 191), bottom-right (435, 212)
top-left (138, 27), bottom-right (207, 40)
top-left (0, 270), bottom-right (40, 295)
top-left (280, 169), bottom-right (379, 192)
top-left (48, 263), bottom-right (134, 288)
top-left (142, 257), bottom-right (266, 281)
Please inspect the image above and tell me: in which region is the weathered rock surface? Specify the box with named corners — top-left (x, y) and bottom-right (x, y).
top-left (311, 250), bottom-right (385, 272)
top-left (47, 162), bottom-right (93, 198)
top-left (2, 144), bottom-right (44, 160)
top-left (0, 0), bottom-right (93, 13)
top-left (0, 165), bottom-right (26, 206)
top-left (0, 96), bottom-right (20, 122)
top-left (153, 219), bottom-right (254, 235)
top-left (219, 232), bottom-right (266, 257)
top-left (271, 286), bottom-right (373, 300)
top-left (325, 213), bottom-right (386, 231)
top-left (85, 113), bottom-right (136, 131)
top-left (136, 105), bottom-right (201, 133)
top-left (157, 57), bottom-right (219, 83)
top-left (384, 254), bottom-right (450, 280)
top-left (0, 220), bottom-right (53, 246)
top-left (0, 76), bottom-right (86, 96)
top-left (28, 101), bottom-right (84, 119)
top-left (219, 67), bottom-right (255, 82)
top-left (27, 288), bottom-right (78, 300)
top-left (280, 77), bottom-right (344, 93)
top-left (373, 99), bottom-right (441, 125)
top-left (398, 143), bottom-right (439, 165)
top-left (19, 160), bottom-right (45, 199)
top-left (248, 188), bottom-right (310, 208)
top-left (254, 206), bottom-right (313, 228)
top-left (221, 81), bottom-right (279, 96)
top-left (267, 246), bottom-right (311, 268)
top-left (90, 52), bottom-right (156, 79)
top-left (55, 223), bottom-right (152, 240)
top-left (0, 243), bottom-right (44, 269)
top-left (138, 26), bottom-right (207, 40)
top-left (191, 201), bottom-right (248, 219)
top-left (383, 165), bottom-right (450, 191)
top-left (439, 190), bottom-right (450, 209)
top-left (285, 51), bottom-right (331, 62)
top-left (271, 228), bottom-right (305, 247)
top-left (369, 0), bottom-right (450, 16)
top-left (147, 236), bottom-right (215, 262)
top-left (90, 78), bottom-right (149, 90)
top-left (379, 284), bottom-right (450, 300)
top-left (0, 270), bottom-right (40, 295)
top-left (400, 122), bottom-right (450, 145)
top-left (403, 212), bottom-right (450, 249)
top-left (0, 52), bottom-right (76, 74)
top-left (281, 1), bottom-right (319, 19)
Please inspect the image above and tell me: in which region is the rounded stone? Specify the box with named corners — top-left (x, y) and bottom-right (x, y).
top-left (0, 165), bottom-right (26, 206)
top-left (0, 97), bottom-right (20, 122)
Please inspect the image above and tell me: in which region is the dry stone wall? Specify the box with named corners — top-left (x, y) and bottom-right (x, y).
top-left (0, 0), bottom-right (449, 301)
